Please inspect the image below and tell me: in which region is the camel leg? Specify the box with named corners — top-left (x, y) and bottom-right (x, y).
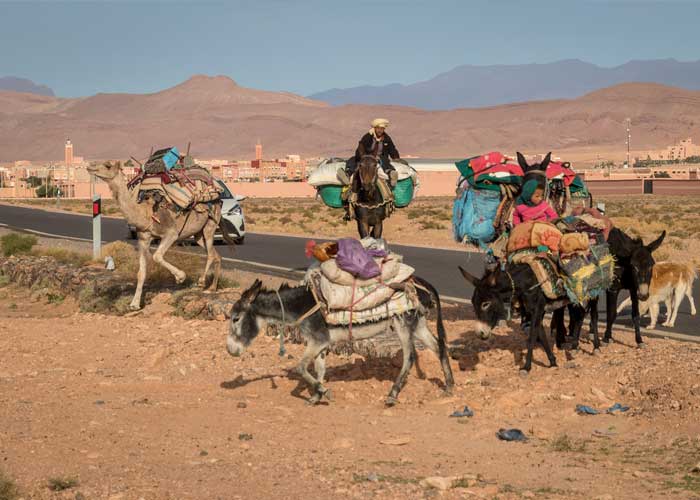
top-left (203, 219), bottom-right (221, 291)
top-left (687, 284), bottom-right (697, 315)
top-left (130, 232), bottom-right (153, 310)
top-left (152, 231), bottom-right (187, 284)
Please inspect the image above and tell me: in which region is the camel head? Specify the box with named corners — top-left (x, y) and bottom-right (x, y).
top-left (87, 161), bottom-right (122, 181)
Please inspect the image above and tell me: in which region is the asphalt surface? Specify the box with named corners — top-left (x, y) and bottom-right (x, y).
top-left (0, 203), bottom-right (697, 338)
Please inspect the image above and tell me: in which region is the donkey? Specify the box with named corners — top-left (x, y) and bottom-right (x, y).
top-left (350, 155), bottom-right (391, 239)
top-left (226, 277), bottom-right (454, 406)
top-left (603, 228), bottom-right (665, 346)
top-left (459, 265), bottom-right (599, 374)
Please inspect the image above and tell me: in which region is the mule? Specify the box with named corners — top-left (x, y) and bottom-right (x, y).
top-left (350, 155), bottom-right (391, 238)
top-left (226, 277), bottom-right (455, 406)
top-left (459, 264), bottom-right (599, 374)
top-left (603, 228), bottom-right (666, 345)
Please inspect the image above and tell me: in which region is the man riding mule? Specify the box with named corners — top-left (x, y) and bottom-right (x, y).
top-left (339, 118), bottom-right (401, 189)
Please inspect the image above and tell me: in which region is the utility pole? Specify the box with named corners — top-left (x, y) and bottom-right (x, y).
top-left (625, 118), bottom-right (631, 168)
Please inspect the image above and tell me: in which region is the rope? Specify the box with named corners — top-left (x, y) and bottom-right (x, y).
top-left (274, 289), bottom-right (286, 357)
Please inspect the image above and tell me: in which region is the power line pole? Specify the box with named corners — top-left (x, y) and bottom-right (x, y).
top-left (626, 118), bottom-right (631, 168)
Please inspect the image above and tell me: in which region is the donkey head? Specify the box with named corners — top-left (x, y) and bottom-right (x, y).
top-left (621, 231), bottom-right (666, 301)
top-left (357, 154), bottom-right (379, 194)
top-left (459, 266), bottom-right (509, 340)
top-left (226, 279), bottom-right (264, 357)
top-left (516, 151), bottom-right (552, 174)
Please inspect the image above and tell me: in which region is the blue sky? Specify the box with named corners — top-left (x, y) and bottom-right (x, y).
top-left (2, 0), bottom-right (699, 97)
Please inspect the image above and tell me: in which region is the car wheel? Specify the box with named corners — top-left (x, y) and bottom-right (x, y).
top-left (129, 230), bottom-right (137, 240)
top-left (235, 236), bottom-right (245, 245)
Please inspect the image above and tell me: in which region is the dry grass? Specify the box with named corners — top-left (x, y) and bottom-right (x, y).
top-left (47, 477), bottom-right (79, 492)
top-left (31, 247), bottom-right (93, 267)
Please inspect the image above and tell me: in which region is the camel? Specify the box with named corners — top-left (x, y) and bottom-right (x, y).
top-left (87, 161), bottom-right (235, 310)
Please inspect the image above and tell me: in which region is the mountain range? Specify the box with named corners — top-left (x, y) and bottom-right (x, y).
top-left (310, 59), bottom-right (700, 110)
top-left (1, 75), bottom-right (699, 162)
top-left (0, 77), bottom-right (54, 97)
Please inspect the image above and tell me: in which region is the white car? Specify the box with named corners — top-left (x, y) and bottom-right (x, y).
top-left (128, 179), bottom-right (246, 244)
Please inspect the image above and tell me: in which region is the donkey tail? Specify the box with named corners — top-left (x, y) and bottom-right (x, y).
top-left (413, 277), bottom-right (449, 364)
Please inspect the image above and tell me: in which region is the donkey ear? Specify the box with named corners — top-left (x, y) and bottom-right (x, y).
top-left (647, 231), bottom-right (666, 253)
top-left (240, 279), bottom-right (263, 304)
top-left (516, 152), bottom-right (529, 170)
top-left (459, 266), bottom-right (479, 286)
top-left (541, 152), bottom-right (552, 170)
top-left (486, 271), bottom-right (498, 287)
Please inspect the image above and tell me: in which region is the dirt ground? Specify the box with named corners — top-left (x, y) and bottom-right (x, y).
top-left (2, 274), bottom-right (700, 499)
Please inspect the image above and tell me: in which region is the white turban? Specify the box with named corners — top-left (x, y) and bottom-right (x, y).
top-left (371, 118), bottom-right (389, 128)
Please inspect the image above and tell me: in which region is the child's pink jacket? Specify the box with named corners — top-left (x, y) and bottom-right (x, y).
top-left (512, 202), bottom-right (558, 226)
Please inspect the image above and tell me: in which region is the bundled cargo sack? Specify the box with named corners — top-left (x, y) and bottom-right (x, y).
top-left (318, 262), bottom-right (415, 311)
top-left (321, 254), bottom-right (402, 286)
top-left (560, 243), bottom-right (615, 304)
top-left (308, 159), bottom-right (346, 187)
top-left (144, 147), bottom-right (180, 174)
top-left (452, 186), bottom-right (501, 245)
top-left (506, 221), bottom-right (563, 254)
top-left (455, 152), bottom-right (524, 191)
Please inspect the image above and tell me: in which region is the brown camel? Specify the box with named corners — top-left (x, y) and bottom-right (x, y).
top-left (87, 161), bottom-right (234, 310)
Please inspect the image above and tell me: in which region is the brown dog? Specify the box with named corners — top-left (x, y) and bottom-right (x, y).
top-left (617, 262), bottom-right (697, 328)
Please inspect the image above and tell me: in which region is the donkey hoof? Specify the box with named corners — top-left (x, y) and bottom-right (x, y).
top-left (518, 369), bottom-right (529, 378)
top-left (637, 342), bottom-right (647, 349)
top-left (322, 389), bottom-right (334, 402)
top-left (443, 386), bottom-right (454, 397)
top-left (129, 303), bottom-right (142, 311)
top-left (384, 396), bottom-right (398, 407)
top-left (592, 348), bottom-right (601, 356)
top-left (602, 337), bottom-right (612, 345)
top-left (306, 394), bottom-right (322, 406)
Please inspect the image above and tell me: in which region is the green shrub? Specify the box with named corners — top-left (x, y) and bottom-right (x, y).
top-left (47, 477), bottom-right (79, 491)
top-left (1, 233), bottom-right (38, 257)
top-left (0, 470), bottom-right (19, 500)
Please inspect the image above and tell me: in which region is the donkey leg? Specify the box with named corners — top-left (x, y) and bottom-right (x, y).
top-left (413, 316), bottom-right (454, 394)
top-left (356, 218), bottom-right (369, 239)
top-left (313, 349), bottom-right (327, 385)
top-left (629, 290), bottom-right (644, 346)
top-left (521, 307), bottom-right (545, 373)
top-left (297, 340), bottom-right (331, 405)
top-left (372, 219), bottom-right (383, 239)
top-left (603, 290), bottom-right (620, 343)
top-left (152, 231), bottom-right (187, 284)
top-left (666, 288), bottom-right (684, 327)
top-left (385, 318), bottom-right (415, 406)
top-left (130, 232), bottom-right (153, 310)
top-left (589, 298), bottom-right (601, 352)
top-left (536, 316), bottom-right (557, 368)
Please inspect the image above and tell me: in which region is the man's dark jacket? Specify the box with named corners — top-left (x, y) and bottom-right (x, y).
top-left (354, 132), bottom-right (400, 164)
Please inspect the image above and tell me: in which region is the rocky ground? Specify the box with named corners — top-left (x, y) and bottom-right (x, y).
top-left (1, 269), bottom-right (700, 499)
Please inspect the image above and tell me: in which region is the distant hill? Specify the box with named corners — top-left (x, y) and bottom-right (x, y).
top-left (0, 76), bottom-right (54, 97)
top-left (1, 76), bottom-right (699, 161)
top-left (310, 59), bottom-right (700, 110)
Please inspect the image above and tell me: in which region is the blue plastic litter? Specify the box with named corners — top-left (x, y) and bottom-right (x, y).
top-left (606, 403), bottom-right (630, 414)
top-left (576, 404), bottom-right (600, 415)
top-left (450, 406), bottom-right (474, 418)
top-left (496, 428), bottom-right (528, 442)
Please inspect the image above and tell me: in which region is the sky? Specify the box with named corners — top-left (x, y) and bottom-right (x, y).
top-left (2, 0), bottom-right (700, 97)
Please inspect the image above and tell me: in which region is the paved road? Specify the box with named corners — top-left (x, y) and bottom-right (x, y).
top-left (0, 204), bottom-right (697, 338)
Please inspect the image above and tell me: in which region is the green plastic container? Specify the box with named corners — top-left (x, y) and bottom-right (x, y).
top-left (393, 178), bottom-right (415, 208)
top-left (318, 185), bottom-right (344, 208)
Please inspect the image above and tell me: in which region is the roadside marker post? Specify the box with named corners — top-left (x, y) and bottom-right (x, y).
top-left (92, 194), bottom-right (101, 259)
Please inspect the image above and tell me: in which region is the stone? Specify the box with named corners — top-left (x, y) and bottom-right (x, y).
top-left (633, 471), bottom-right (646, 478)
top-left (332, 438), bottom-right (354, 450)
top-left (670, 400), bottom-right (682, 411)
top-left (237, 402), bottom-right (247, 409)
top-left (591, 387), bottom-right (610, 401)
top-left (380, 437), bottom-right (411, 446)
top-left (691, 463), bottom-right (700, 473)
top-left (420, 476), bottom-right (454, 491)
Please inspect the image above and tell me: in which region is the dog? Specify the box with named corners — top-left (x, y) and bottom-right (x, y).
top-left (617, 262), bottom-right (697, 328)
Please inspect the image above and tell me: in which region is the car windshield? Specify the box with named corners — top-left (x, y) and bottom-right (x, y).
top-left (216, 180), bottom-right (234, 199)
